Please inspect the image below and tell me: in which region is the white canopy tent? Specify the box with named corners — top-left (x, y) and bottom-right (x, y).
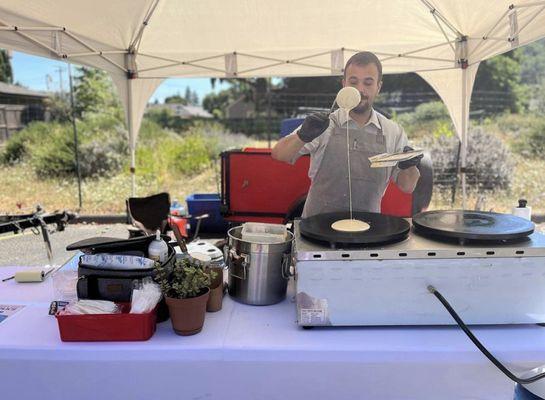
top-left (1, 0), bottom-right (545, 202)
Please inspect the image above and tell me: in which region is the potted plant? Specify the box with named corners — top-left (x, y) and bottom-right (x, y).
top-left (155, 258), bottom-right (216, 336)
top-left (205, 265), bottom-right (224, 312)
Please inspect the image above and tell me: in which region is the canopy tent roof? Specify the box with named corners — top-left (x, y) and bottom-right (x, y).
top-left (1, 0), bottom-right (545, 197)
top-left (1, 0), bottom-right (543, 78)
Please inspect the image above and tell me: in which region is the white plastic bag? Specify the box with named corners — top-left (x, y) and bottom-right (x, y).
top-left (130, 277), bottom-right (162, 314)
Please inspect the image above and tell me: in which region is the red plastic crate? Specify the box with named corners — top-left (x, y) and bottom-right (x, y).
top-left (55, 303), bottom-right (157, 342)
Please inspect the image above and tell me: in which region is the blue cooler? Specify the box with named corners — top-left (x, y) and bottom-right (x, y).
top-left (186, 193), bottom-right (229, 234)
top-left (280, 118), bottom-right (304, 137)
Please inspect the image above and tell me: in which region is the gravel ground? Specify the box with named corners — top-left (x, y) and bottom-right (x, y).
top-left (0, 223), bottom-right (130, 267)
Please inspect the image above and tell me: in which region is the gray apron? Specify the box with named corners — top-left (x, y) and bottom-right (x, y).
top-left (302, 114), bottom-right (389, 218)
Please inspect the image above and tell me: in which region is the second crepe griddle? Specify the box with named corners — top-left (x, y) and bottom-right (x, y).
top-left (412, 210), bottom-right (534, 241)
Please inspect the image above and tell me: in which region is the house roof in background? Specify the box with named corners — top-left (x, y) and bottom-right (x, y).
top-left (0, 82), bottom-right (49, 98)
top-left (147, 102), bottom-right (212, 118)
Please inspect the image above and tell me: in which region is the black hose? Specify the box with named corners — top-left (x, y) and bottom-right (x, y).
top-left (427, 285), bottom-right (545, 385)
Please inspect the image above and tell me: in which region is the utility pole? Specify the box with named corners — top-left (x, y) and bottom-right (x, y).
top-left (45, 74), bottom-right (52, 92)
top-left (54, 66), bottom-right (64, 96)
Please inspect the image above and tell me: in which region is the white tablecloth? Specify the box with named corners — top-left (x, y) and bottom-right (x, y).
top-left (1, 266), bottom-right (544, 400)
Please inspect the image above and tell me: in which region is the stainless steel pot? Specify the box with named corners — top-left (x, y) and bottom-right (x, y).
top-left (226, 226), bottom-right (294, 305)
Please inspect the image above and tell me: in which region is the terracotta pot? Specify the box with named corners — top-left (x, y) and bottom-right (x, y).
top-left (207, 284), bottom-right (224, 312)
top-left (165, 288), bottom-right (210, 336)
top-left (205, 266), bottom-right (224, 289)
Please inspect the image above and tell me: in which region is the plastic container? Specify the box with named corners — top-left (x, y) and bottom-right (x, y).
top-left (280, 118), bottom-right (304, 137)
top-left (55, 303), bottom-right (157, 342)
top-left (170, 199), bottom-right (186, 216)
top-left (513, 199), bottom-right (532, 221)
top-left (241, 222), bottom-right (287, 244)
top-left (186, 240), bottom-right (224, 263)
top-left (186, 193), bottom-right (229, 233)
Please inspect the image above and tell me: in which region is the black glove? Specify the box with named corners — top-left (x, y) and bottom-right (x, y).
top-left (296, 112), bottom-right (330, 143)
top-left (398, 146), bottom-right (423, 170)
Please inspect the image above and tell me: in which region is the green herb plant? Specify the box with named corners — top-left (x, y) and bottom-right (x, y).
top-left (155, 258), bottom-right (217, 299)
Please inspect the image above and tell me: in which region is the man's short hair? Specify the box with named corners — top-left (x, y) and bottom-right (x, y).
top-left (344, 51), bottom-right (383, 81)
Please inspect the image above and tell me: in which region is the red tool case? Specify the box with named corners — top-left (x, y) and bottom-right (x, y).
top-left (220, 148), bottom-right (419, 224)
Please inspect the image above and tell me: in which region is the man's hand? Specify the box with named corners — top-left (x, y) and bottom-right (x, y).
top-left (398, 146), bottom-right (423, 170)
top-left (296, 112), bottom-right (330, 143)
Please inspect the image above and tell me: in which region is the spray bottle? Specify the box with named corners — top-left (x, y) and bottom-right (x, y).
top-left (148, 229), bottom-right (169, 262)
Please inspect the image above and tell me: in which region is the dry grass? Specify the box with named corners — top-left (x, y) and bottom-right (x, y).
top-left (429, 154), bottom-right (545, 214)
top-left (0, 139), bottom-right (268, 215)
top-left (1, 139), bottom-right (544, 216)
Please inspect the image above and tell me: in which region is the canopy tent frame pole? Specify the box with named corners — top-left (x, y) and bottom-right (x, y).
top-left (0, 17), bottom-right (128, 74)
top-left (461, 66), bottom-right (468, 210)
top-left (129, 0), bottom-right (161, 53)
top-left (0, 17), bottom-right (62, 57)
top-left (137, 45), bottom-right (458, 77)
top-left (127, 76), bottom-right (136, 196)
top-left (62, 30), bottom-right (127, 73)
top-left (420, 0), bottom-right (463, 37)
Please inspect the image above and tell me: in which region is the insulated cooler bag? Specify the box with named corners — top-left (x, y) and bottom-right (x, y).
top-left (66, 235), bottom-right (175, 302)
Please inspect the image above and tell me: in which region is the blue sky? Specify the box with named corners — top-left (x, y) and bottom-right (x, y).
top-left (10, 51), bottom-right (230, 104)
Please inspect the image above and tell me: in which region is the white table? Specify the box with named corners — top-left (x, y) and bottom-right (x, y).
top-left (0, 266), bottom-right (544, 400)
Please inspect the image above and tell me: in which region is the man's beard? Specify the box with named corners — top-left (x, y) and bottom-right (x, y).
top-left (351, 99), bottom-right (370, 114)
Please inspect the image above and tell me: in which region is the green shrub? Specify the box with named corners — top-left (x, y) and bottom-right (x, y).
top-left (172, 134), bottom-right (211, 175)
top-left (78, 137), bottom-right (128, 177)
top-left (1, 122), bottom-right (51, 164)
top-left (394, 101), bottom-right (452, 140)
top-left (136, 119), bottom-right (255, 179)
top-left (518, 118), bottom-right (545, 157)
top-left (413, 101), bottom-right (450, 122)
top-left (3, 113), bottom-right (128, 178)
top-left (420, 127), bottom-right (513, 190)
top-left (396, 101), bottom-right (450, 127)
top-left (28, 124), bottom-right (75, 177)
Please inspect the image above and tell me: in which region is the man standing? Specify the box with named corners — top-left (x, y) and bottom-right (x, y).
top-left (272, 51), bottom-right (422, 218)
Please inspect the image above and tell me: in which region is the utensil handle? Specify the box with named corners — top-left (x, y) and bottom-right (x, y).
top-left (281, 253), bottom-right (294, 279)
top-left (227, 249), bottom-right (249, 280)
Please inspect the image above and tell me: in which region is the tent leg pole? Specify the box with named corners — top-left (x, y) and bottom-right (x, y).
top-left (130, 147), bottom-right (136, 196)
top-left (461, 68), bottom-right (468, 210)
top-left (127, 77), bottom-right (136, 197)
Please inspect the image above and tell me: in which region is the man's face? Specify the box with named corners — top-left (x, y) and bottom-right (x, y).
top-left (342, 63), bottom-right (382, 114)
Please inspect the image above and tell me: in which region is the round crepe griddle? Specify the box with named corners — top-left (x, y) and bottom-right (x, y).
top-left (413, 210), bottom-right (534, 241)
top-left (300, 211), bottom-right (410, 246)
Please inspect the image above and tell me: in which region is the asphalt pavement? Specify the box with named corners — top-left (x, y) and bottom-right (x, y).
top-left (0, 223), bottom-right (130, 267)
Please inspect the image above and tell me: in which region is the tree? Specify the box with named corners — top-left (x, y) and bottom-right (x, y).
top-left (182, 87), bottom-right (199, 105)
top-left (473, 50), bottom-right (528, 113)
top-left (0, 49), bottom-right (13, 83)
top-left (165, 93), bottom-right (186, 104)
top-left (202, 90), bottom-right (232, 118)
top-left (520, 39), bottom-right (545, 85)
top-left (280, 76), bottom-right (341, 94)
top-left (190, 90), bottom-right (199, 106)
top-left (74, 66), bottom-right (122, 119)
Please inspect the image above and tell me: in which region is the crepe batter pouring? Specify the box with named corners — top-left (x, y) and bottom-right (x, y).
top-left (329, 87), bottom-right (370, 233)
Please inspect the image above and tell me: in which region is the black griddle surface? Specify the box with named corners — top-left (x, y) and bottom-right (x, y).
top-left (413, 210), bottom-right (534, 241)
top-left (299, 211), bottom-right (410, 246)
